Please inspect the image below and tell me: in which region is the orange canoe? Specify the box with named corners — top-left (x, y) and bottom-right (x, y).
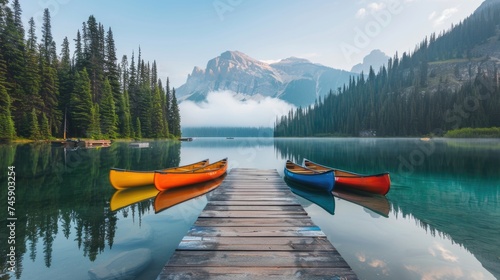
top-left (154, 158), bottom-right (228, 191)
top-left (304, 159), bottom-right (391, 195)
top-left (154, 175), bottom-right (226, 213)
top-left (109, 159), bottom-right (209, 190)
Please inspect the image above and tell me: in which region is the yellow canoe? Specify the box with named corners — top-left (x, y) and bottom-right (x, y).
top-left (109, 159), bottom-right (209, 190)
top-left (110, 185), bottom-right (159, 211)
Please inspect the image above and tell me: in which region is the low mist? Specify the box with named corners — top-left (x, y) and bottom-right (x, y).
top-left (179, 91), bottom-right (295, 128)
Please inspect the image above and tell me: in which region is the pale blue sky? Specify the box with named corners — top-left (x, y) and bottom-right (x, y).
top-left (20, 0), bottom-right (484, 87)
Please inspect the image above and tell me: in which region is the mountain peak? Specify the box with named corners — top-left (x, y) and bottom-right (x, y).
top-left (274, 57), bottom-right (311, 64)
top-left (208, 50), bottom-right (270, 71)
top-left (220, 50), bottom-right (250, 59)
top-left (350, 49), bottom-right (389, 74)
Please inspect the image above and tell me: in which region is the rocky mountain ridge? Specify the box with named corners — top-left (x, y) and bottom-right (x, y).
top-left (176, 51), bottom-right (355, 107)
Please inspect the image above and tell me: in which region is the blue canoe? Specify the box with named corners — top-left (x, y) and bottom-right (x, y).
top-left (284, 160), bottom-right (335, 192)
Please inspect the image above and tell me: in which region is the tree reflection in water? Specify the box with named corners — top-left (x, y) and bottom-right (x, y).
top-left (0, 141), bottom-right (180, 279)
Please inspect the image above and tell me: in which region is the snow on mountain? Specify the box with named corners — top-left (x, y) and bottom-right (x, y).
top-left (176, 51), bottom-right (355, 107)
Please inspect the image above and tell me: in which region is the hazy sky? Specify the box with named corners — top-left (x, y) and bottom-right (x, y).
top-left (20, 0), bottom-right (484, 88)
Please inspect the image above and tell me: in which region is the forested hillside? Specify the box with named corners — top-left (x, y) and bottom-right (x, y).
top-left (275, 3), bottom-right (500, 137)
top-left (0, 0), bottom-right (181, 141)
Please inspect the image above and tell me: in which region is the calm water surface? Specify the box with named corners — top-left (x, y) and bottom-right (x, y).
top-left (0, 138), bottom-right (499, 280)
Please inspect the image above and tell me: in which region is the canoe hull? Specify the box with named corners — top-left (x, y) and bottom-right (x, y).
top-left (154, 159), bottom-right (228, 191)
top-left (154, 175), bottom-right (226, 213)
top-left (304, 159), bottom-right (390, 195)
top-left (336, 174), bottom-right (390, 196)
top-left (284, 161), bottom-right (334, 192)
top-left (109, 159), bottom-right (209, 190)
top-left (109, 170), bottom-right (154, 190)
top-left (285, 178), bottom-right (335, 215)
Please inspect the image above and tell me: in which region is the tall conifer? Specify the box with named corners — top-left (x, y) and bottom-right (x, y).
top-left (0, 83), bottom-right (15, 139)
top-left (100, 78), bottom-right (118, 138)
top-left (70, 69), bottom-right (92, 136)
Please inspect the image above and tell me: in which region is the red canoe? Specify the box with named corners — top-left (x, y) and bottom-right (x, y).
top-left (303, 159), bottom-right (391, 195)
top-left (154, 158), bottom-right (228, 191)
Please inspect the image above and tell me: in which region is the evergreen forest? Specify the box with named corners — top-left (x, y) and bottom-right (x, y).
top-left (274, 4), bottom-right (500, 137)
top-left (0, 0), bottom-right (181, 141)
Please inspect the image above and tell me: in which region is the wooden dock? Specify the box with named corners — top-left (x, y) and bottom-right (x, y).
top-left (158, 168), bottom-right (358, 280)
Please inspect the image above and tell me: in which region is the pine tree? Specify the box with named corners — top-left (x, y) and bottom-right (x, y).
top-left (158, 79), bottom-right (169, 137)
top-left (0, 47), bottom-right (6, 95)
top-left (100, 78), bottom-right (118, 138)
top-left (119, 55), bottom-right (132, 137)
top-left (138, 84), bottom-right (152, 137)
top-left (59, 37), bottom-right (73, 114)
top-left (74, 30), bottom-right (84, 70)
top-left (88, 104), bottom-right (101, 139)
top-left (84, 16), bottom-right (104, 102)
top-left (39, 48), bottom-right (60, 136)
top-left (28, 108), bottom-right (40, 139)
top-left (135, 117), bottom-right (141, 139)
top-left (164, 77), bottom-right (171, 134)
top-left (41, 8), bottom-right (54, 63)
top-left (0, 83), bottom-right (15, 140)
top-left (38, 8), bottom-right (61, 136)
top-left (70, 69), bottom-right (93, 136)
top-left (128, 51), bottom-right (139, 121)
top-left (122, 90), bottom-right (132, 138)
top-left (170, 88), bottom-right (181, 137)
top-left (24, 18), bottom-right (43, 127)
top-left (105, 28), bottom-right (123, 135)
top-left (150, 86), bottom-right (165, 138)
top-left (2, 4), bottom-right (27, 134)
top-left (40, 112), bottom-right (51, 138)
top-left (24, 18), bottom-right (43, 99)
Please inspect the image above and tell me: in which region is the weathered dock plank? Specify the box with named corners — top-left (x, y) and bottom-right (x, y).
top-left (194, 218), bottom-right (315, 227)
top-left (160, 267), bottom-right (356, 280)
top-left (158, 168), bottom-right (358, 280)
top-left (177, 236), bottom-right (335, 251)
top-left (166, 251), bottom-right (350, 267)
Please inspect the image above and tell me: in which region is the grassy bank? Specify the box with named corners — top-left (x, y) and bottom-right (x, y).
top-left (444, 127), bottom-right (500, 138)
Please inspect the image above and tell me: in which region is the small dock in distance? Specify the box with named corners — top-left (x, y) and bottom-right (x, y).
top-left (51, 139), bottom-right (111, 148)
top-left (158, 168), bottom-right (358, 279)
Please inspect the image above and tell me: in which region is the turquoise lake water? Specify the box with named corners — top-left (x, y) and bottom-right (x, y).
top-left (0, 137), bottom-right (499, 279)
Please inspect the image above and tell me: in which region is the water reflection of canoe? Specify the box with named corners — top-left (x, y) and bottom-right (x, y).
top-left (303, 159), bottom-right (390, 195)
top-left (109, 159), bottom-right (209, 190)
top-left (154, 175), bottom-right (226, 213)
top-left (332, 189), bottom-right (391, 217)
top-left (110, 185), bottom-right (159, 211)
top-left (154, 158), bottom-right (228, 191)
top-left (284, 178), bottom-right (335, 215)
top-left (284, 160), bottom-right (335, 192)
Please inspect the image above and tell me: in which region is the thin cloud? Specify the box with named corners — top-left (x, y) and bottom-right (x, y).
top-left (368, 2), bottom-right (386, 12)
top-left (428, 11), bottom-right (436, 20)
top-left (428, 242), bottom-right (459, 263)
top-left (432, 7), bottom-right (459, 26)
top-left (179, 90), bottom-right (295, 128)
top-left (356, 8), bottom-right (367, 18)
top-left (356, 2), bottom-right (386, 19)
top-left (259, 59), bottom-right (281, 65)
